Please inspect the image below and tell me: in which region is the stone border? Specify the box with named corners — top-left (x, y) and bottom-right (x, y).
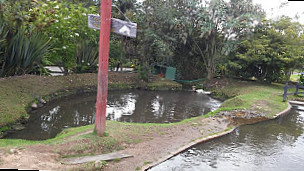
top-left (142, 127), bottom-right (236, 171)
top-left (142, 102), bottom-right (293, 171)
top-left (273, 102), bottom-right (292, 119)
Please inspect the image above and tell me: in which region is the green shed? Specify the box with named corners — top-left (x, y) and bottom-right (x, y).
top-left (154, 65), bottom-right (176, 80)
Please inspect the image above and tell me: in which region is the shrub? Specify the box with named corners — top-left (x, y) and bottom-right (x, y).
top-left (74, 40), bottom-right (99, 73)
top-left (0, 27), bottom-right (51, 77)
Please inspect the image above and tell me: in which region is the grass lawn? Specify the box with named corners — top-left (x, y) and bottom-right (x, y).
top-left (206, 78), bottom-right (288, 117)
top-left (290, 74), bottom-right (300, 82)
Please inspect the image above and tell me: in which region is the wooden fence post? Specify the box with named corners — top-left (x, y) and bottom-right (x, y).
top-left (95, 0), bottom-right (112, 137)
top-left (295, 83), bottom-right (300, 96)
top-left (283, 83), bottom-right (288, 102)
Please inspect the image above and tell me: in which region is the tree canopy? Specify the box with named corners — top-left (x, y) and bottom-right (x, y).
top-left (0, 0), bottom-right (303, 83)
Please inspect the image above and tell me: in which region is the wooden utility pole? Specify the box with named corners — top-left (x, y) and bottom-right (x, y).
top-left (95, 0), bottom-right (112, 136)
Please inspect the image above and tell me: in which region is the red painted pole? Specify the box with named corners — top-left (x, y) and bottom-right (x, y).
top-left (95, 0), bottom-right (112, 136)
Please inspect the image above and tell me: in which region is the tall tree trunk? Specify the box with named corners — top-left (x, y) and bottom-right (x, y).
top-left (207, 67), bottom-right (213, 80)
top-left (285, 69), bottom-right (291, 82)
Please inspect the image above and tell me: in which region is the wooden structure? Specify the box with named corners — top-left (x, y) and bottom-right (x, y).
top-left (283, 83), bottom-right (304, 102)
top-left (154, 65), bottom-right (176, 81)
top-left (90, 2), bottom-right (137, 136)
top-left (95, 0), bottom-right (112, 136)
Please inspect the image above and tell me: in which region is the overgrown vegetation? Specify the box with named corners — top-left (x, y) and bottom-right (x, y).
top-left (0, 0), bottom-right (302, 82)
top-left (227, 17), bottom-right (304, 82)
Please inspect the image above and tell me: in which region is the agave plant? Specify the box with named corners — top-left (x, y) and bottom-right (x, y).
top-left (1, 27), bottom-right (51, 77)
top-left (0, 18), bottom-right (8, 76)
top-left (74, 40), bottom-right (99, 73)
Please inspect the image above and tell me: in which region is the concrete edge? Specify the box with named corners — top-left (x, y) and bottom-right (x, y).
top-left (142, 127), bottom-right (236, 171)
top-left (288, 100), bottom-right (304, 106)
top-left (143, 102), bottom-right (293, 171)
top-left (273, 102), bottom-right (292, 119)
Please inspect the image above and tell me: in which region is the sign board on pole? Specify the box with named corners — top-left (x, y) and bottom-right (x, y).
top-left (88, 14), bottom-right (101, 30)
top-left (111, 18), bottom-right (137, 38)
top-left (88, 14), bottom-right (137, 38)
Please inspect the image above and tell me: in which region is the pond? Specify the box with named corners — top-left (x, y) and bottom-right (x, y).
top-left (150, 105), bottom-right (304, 171)
top-left (5, 90), bottom-right (221, 140)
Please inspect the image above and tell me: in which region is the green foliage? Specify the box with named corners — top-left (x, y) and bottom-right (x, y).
top-left (137, 0), bottom-right (263, 80)
top-left (0, 17), bottom-right (7, 58)
top-left (114, 158), bottom-right (121, 162)
top-left (30, 0), bottom-right (99, 70)
top-left (227, 17), bottom-right (304, 82)
top-left (0, 27), bottom-right (51, 77)
top-left (300, 73), bottom-right (304, 83)
top-left (0, 0), bottom-right (38, 28)
top-left (137, 65), bottom-right (151, 82)
top-left (74, 40), bottom-right (98, 73)
top-left (109, 40), bottom-right (123, 60)
top-left (0, 126), bottom-right (9, 133)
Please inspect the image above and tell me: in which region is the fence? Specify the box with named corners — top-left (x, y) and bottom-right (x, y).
top-left (283, 83), bottom-right (304, 102)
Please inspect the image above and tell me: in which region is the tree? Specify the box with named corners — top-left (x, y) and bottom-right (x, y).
top-left (135, 0), bottom-right (263, 80)
top-left (227, 17), bottom-right (304, 82)
top-left (173, 0), bottom-right (263, 79)
top-left (29, 0), bottom-right (99, 71)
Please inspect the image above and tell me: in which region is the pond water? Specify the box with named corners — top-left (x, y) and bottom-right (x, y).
top-left (150, 105), bottom-right (304, 171)
top-left (5, 90), bottom-right (221, 140)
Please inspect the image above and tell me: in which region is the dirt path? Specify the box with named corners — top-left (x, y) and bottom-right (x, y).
top-left (0, 145), bottom-right (71, 170)
top-left (104, 117), bottom-right (231, 171)
top-left (0, 116), bottom-right (231, 170)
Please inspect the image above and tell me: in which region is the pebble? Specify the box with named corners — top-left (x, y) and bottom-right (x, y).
top-left (38, 98), bottom-right (47, 104)
top-left (12, 123), bottom-right (25, 131)
top-left (94, 160), bottom-right (105, 168)
top-left (9, 148), bottom-right (21, 154)
top-left (31, 103), bottom-right (38, 109)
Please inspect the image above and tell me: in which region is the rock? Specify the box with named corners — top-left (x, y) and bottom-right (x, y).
top-left (121, 143), bottom-right (128, 148)
top-left (95, 160), bottom-right (101, 166)
top-left (38, 98), bottom-right (47, 104)
top-left (0, 132), bottom-right (4, 139)
top-left (9, 149), bottom-right (18, 154)
top-left (31, 103), bottom-right (38, 109)
top-left (94, 160), bottom-right (106, 168)
top-left (12, 123), bottom-right (25, 131)
top-left (37, 103), bottom-right (44, 108)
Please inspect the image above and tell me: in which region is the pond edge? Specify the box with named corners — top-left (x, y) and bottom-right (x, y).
top-left (142, 102), bottom-right (292, 171)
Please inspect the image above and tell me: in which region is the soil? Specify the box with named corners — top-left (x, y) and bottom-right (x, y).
top-left (0, 116), bottom-right (231, 171)
top-left (0, 145), bottom-right (67, 170)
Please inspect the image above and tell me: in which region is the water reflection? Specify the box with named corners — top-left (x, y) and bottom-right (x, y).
top-left (5, 90), bottom-right (221, 140)
top-left (151, 106), bottom-right (304, 171)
